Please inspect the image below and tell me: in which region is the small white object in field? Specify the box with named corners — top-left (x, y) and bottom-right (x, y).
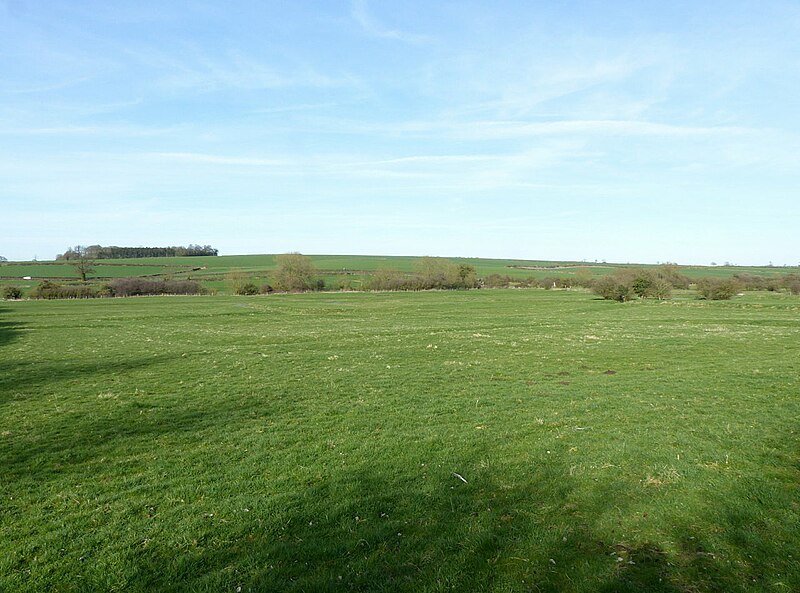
top-left (23, 276), bottom-right (31, 280)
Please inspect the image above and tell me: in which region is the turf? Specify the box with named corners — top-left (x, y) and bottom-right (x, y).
top-left (1, 290), bottom-right (799, 592)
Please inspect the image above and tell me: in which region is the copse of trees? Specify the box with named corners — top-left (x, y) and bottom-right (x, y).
top-left (57, 244), bottom-right (218, 260)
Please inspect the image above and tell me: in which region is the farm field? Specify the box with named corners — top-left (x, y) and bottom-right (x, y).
top-left (1, 290), bottom-right (799, 591)
top-left (2, 254), bottom-right (798, 295)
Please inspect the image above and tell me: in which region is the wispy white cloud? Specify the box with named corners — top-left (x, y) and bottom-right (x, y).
top-left (0, 123), bottom-right (178, 136)
top-left (299, 114), bottom-right (755, 141)
top-left (350, 0), bottom-right (429, 43)
top-left (124, 46), bottom-right (350, 92)
top-left (149, 152), bottom-right (291, 167)
top-left (0, 77), bottom-right (93, 94)
top-left (450, 119), bottom-right (754, 140)
top-left (248, 102), bottom-right (341, 115)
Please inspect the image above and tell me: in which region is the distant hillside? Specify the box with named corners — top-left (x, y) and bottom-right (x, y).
top-left (3, 253), bottom-right (799, 296)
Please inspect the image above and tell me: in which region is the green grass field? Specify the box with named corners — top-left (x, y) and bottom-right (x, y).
top-left (3, 255), bottom-right (798, 296)
top-left (1, 289), bottom-right (798, 591)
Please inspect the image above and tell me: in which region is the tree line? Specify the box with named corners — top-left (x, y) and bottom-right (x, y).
top-left (56, 244), bottom-right (218, 260)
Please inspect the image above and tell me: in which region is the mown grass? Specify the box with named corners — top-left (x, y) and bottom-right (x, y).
top-left (1, 290), bottom-right (799, 592)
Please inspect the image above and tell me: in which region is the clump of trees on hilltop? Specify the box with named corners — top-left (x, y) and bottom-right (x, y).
top-left (57, 244), bottom-right (218, 260)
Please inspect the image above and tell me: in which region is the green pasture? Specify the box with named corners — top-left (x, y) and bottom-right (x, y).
top-left (0, 262), bottom-right (194, 280)
top-left (3, 255), bottom-right (798, 297)
top-left (1, 289), bottom-right (798, 592)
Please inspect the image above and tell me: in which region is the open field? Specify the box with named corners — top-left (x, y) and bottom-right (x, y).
top-left (1, 289), bottom-right (798, 591)
top-left (2, 255), bottom-right (798, 295)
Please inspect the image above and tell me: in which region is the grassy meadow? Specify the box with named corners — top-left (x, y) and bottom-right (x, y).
top-left (1, 289), bottom-right (799, 591)
top-left (3, 254), bottom-right (798, 296)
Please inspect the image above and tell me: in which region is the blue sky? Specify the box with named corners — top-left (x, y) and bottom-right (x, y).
top-left (1, 0), bottom-right (799, 264)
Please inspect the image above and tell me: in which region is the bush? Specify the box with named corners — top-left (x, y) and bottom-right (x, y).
top-left (367, 268), bottom-right (413, 291)
top-left (629, 269), bottom-right (672, 299)
top-left (273, 253), bottom-right (318, 292)
top-left (2, 286), bottom-right (22, 301)
top-left (696, 277), bottom-right (741, 300)
top-left (630, 270), bottom-right (656, 297)
top-left (592, 275), bottom-right (636, 302)
top-left (590, 269), bottom-right (673, 301)
top-left (538, 276), bottom-right (571, 289)
top-left (656, 264), bottom-right (690, 289)
top-left (2, 286), bottom-right (22, 300)
top-left (234, 282), bottom-right (259, 295)
top-left (648, 278), bottom-right (673, 300)
top-left (483, 273), bottom-right (511, 288)
top-left (32, 281), bottom-right (99, 299)
top-left (782, 274), bottom-right (800, 295)
top-left (108, 278), bottom-right (203, 297)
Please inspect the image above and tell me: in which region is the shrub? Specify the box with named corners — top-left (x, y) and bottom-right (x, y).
top-left (234, 282), bottom-right (259, 295)
top-left (538, 276), bottom-right (570, 289)
top-left (32, 281), bottom-right (99, 299)
top-left (648, 278), bottom-right (673, 300)
top-left (273, 253), bottom-right (318, 292)
top-left (630, 269), bottom-right (656, 297)
top-left (260, 284), bottom-right (274, 294)
top-left (368, 268), bottom-right (412, 291)
top-left (2, 286), bottom-right (22, 300)
top-left (96, 284), bottom-right (115, 298)
top-left (414, 257), bottom-right (459, 289)
top-left (627, 269), bottom-right (672, 299)
top-left (656, 264), bottom-right (690, 289)
top-left (696, 277), bottom-right (741, 300)
top-left (456, 264), bottom-right (478, 289)
top-left (592, 275), bottom-right (636, 302)
top-left (108, 278), bottom-right (203, 297)
top-left (484, 273), bottom-right (511, 288)
top-left (590, 269), bottom-right (674, 301)
top-left (782, 274), bottom-right (800, 295)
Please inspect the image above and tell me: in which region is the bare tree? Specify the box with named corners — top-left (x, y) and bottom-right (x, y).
top-left (70, 246), bottom-right (95, 282)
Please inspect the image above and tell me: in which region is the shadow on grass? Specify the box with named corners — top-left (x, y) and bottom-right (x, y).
top-left (0, 354), bottom-right (184, 476)
top-left (0, 305), bottom-right (24, 348)
top-left (125, 457), bottom-right (796, 593)
top-left (0, 355), bottom-right (176, 406)
top-left (128, 461), bottom-right (611, 592)
top-left (3, 362), bottom-right (797, 591)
